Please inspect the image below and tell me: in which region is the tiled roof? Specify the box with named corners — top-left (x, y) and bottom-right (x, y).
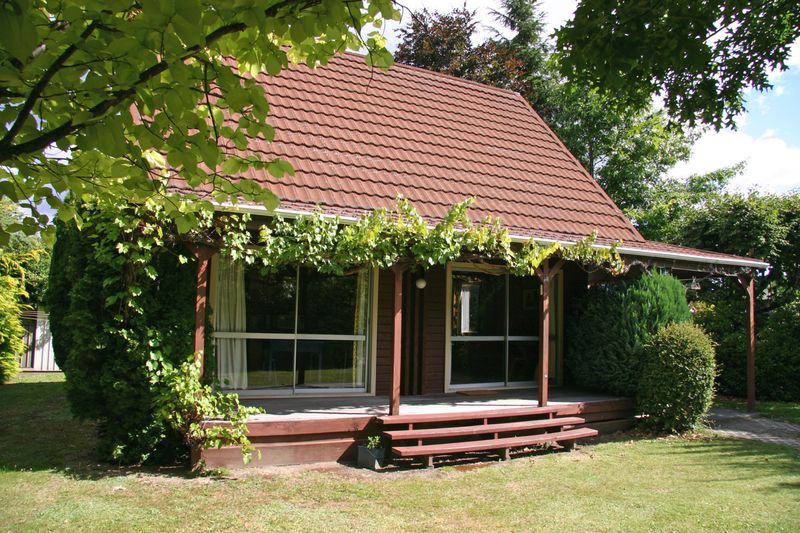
top-left (170, 52), bottom-right (767, 269)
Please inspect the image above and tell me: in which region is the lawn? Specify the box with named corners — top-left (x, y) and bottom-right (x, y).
top-left (715, 395), bottom-right (800, 425)
top-left (1, 374), bottom-right (799, 532)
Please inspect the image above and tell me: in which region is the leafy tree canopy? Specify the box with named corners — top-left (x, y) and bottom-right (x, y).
top-left (394, 1), bottom-right (692, 210)
top-left (556, 0), bottom-right (800, 129)
top-left (0, 201), bottom-right (49, 305)
top-left (0, 0), bottom-right (398, 244)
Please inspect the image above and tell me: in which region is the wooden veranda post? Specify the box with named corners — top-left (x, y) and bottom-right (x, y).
top-left (535, 260), bottom-right (563, 407)
top-left (738, 273), bottom-right (757, 411)
top-left (390, 264), bottom-right (407, 415)
top-left (191, 245), bottom-right (214, 379)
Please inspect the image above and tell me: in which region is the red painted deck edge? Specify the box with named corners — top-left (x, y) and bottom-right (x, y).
top-left (200, 398), bottom-right (635, 469)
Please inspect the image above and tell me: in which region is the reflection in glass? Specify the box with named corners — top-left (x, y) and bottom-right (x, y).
top-left (451, 341), bottom-right (505, 385)
top-left (244, 266), bottom-right (296, 334)
top-left (245, 339), bottom-right (294, 389)
top-left (508, 341), bottom-right (537, 383)
top-left (296, 340), bottom-right (366, 389)
top-left (451, 272), bottom-right (505, 336)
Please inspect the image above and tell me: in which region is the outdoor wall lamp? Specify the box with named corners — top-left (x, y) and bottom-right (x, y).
top-left (415, 276), bottom-right (427, 289)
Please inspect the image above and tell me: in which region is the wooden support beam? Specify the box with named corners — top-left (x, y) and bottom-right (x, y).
top-left (537, 261), bottom-right (552, 407)
top-left (191, 245), bottom-right (214, 379)
top-left (390, 264), bottom-right (406, 416)
top-left (738, 273), bottom-right (757, 411)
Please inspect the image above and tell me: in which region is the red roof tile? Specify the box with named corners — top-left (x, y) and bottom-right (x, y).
top-left (169, 52), bottom-right (767, 269)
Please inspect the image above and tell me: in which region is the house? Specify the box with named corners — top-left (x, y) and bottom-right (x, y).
top-left (19, 308), bottom-right (58, 372)
top-left (172, 53), bottom-right (768, 467)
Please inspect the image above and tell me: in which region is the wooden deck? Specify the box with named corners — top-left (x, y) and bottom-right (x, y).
top-left (201, 389), bottom-right (636, 468)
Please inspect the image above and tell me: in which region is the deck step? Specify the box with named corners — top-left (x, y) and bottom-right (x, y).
top-left (379, 405), bottom-right (563, 426)
top-left (391, 427), bottom-right (599, 458)
top-left (384, 416), bottom-right (586, 441)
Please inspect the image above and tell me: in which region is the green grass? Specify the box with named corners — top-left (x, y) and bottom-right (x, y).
top-left (2, 374), bottom-right (799, 532)
top-left (715, 395), bottom-right (800, 425)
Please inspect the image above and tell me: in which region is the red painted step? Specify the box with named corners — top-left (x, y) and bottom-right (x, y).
top-left (391, 427), bottom-right (599, 458)
top-left (384, 416), bottom-right (586, 441)
top-left (379, 405), bottom-right (563, 426)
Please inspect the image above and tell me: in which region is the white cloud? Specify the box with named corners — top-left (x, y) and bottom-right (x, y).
top-left (670, 129), bottom-right (800, 193)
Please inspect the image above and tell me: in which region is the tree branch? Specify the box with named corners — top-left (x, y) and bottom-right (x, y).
top-left (1, 20), bottom-right (100, 148)
top-left (0, 0), bottom-right (320, 163)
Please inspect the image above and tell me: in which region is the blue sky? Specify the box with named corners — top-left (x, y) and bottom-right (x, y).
top-left (384, 0), bottom-right (800, 194)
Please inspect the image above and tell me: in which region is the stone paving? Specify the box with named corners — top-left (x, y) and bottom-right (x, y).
top-left (708, 408), bottom-right (800, 449)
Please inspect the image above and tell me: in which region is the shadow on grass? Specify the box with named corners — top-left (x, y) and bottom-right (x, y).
top-left (671, 436), bottom-right (800, 487)
top-left (0, 380), bottom-right (196, 481)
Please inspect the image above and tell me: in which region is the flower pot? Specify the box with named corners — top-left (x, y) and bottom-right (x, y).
top-left (357, 445), bottom-right (385, 470)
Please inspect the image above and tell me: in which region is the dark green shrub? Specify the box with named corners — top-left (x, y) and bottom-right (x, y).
top-left (47, 217), bottom-right (196, 464)
top-left (755, 298), bottom-right (800, 401)
top-left (638, 322), bottom-right (716, 433)
top-left (694, 294), bottom-right (800, 402)
top-left (566, 271), bottom-right (692, 396)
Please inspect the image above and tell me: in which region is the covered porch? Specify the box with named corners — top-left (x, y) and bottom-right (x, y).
top-left (201, 388), bottom-right (635, 468)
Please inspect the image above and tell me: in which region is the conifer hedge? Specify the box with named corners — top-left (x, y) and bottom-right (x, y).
top-left (566, 271), bottom-right (692, 397)
top-left (46, 218), bottom-right (197, 463)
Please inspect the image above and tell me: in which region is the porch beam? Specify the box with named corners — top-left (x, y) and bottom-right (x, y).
top-left (737, 273), bottom-right (757, 411)
top-left (536, 261), bottom-right (553, 407)
top-left (191, 245), bottom-right (214, 379)
top-left (390, 264), bottom-right (407, 415)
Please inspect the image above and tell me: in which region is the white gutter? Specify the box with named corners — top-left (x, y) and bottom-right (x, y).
top-left (213, 202), bottom-right (769, 270)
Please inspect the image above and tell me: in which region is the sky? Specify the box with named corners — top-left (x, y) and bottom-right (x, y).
top-left (383, 0), bottom-right (800, 194)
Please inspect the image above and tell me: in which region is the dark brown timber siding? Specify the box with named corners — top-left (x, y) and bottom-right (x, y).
top-left (421, 266), bottom-right (446, 394)
top-left (375, 266), bottom-right (447, 395)
top-left (375, 269), bottom-right (395, 395)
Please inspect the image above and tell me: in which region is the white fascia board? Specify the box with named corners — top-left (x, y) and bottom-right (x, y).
top-left (212, 202), bottom-right (769, 270)
top-left (507, 233), bottom-right (769, 269)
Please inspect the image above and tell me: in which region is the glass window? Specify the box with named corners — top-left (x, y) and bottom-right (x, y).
top-left (451, 272), bottom-right (505, 337)
top-left (449, 268), bottom-right (558, 389)
top-left (245, 266), bottom-right (296, 334)
top-left (215, 261), bottom-right (371, 394)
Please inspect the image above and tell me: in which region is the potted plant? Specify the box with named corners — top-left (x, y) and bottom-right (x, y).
top-left (357, 435), bottom-right (385, 470)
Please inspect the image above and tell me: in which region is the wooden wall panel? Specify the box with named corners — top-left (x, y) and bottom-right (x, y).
top-left (375, 269), bottom-right (395, 395)
top-left (421, 266), bottom-right (446, 394)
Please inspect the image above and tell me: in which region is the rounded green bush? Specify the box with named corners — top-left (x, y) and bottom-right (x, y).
top-left (638, 322), bottom-right (716, 433)
top-left (566, 271), bottom-right (692, 397)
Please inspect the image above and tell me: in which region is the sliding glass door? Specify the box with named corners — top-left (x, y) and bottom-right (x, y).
top-left (214, 259), bottom-right (371, 394)
top-left (449, 266), bottom-right (560, 389)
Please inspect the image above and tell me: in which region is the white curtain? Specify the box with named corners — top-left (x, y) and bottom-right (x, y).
top-left (214, 256), bottom-right (248, 389)
top-left (351, 269), bottom-right (370, 388)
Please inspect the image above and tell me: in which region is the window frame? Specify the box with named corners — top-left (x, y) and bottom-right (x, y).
top-left (210, 256), bottom-right (378, 398)
top-left (444, 262), bottom-right (561, 392)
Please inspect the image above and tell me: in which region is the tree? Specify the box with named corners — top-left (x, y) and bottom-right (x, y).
top-left (0, 201), bottom-right (50, 305)
top-left (556, 1), bottom-right (800, 129)
top-left (0, 0), bottom-right (398, 244)
top-left (631, 170), bottom-right (800, 401)
top-left (394, 1), bottom-right (692, 211)
top-left (395, 6), bottom-right (477, 78)
top-left (545, 86), bottom-right (693, 210)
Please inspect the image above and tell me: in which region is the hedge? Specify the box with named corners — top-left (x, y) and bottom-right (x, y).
top-left (638, 322), bottom-right (716, 433)
top-left (566, 271), bottom-right (692, 397)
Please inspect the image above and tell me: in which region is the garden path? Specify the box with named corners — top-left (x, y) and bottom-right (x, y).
top-left (709, 408), bottom-right (800, 449)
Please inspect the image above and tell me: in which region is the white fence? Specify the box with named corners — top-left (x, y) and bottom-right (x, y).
top-left (19, 309), bottom-right (58, 372)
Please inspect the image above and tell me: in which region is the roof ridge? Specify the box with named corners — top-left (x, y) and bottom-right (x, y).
top-left (341, 50), bottom-right (524, 99)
